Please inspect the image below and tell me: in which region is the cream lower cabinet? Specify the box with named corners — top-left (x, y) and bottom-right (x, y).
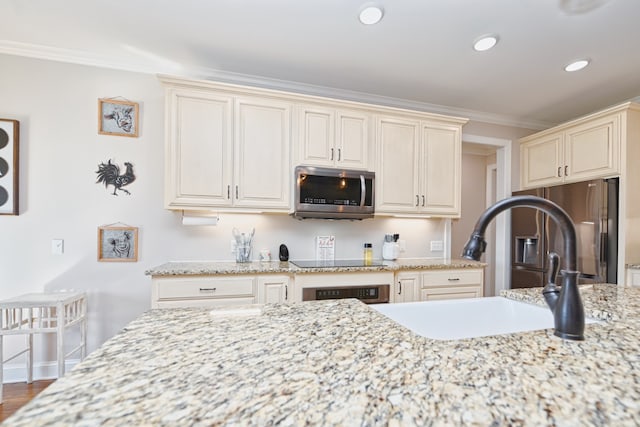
top-left (256, 275), bottom-right (292, 304)
top-left (162, 79), bottom-right (291, 212)
top-left (297, 105), bottom-right (370, 169)
top-left (626, 268), bottom-right (640, 287)
top-left (151, 275), bottom-right (257, 308)
top-left (394, 272), bottom-right (420, 303)
top-left (376, 115), bottom-right (463, 217)
top-left (394, 269), bottom-right (484, 303)
top-left (520, 111), bottom-right (620, 189)
top-left (152, 274), bottom-right (293, 308)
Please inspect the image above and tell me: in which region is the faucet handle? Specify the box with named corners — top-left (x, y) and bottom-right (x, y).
top-left (542, 252), bottom-right (561, 311)
top-left (547, 252), bottom-right (560, 286)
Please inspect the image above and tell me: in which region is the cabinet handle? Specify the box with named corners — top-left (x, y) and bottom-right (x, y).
top-left (564, 165), bottom-right (568, 176)
top-left (285, 285), bottom-right (288, 301)
top-left (338, 148), bottom-right (341, 161)
top-left (422, 195), bottom-right (425, 207)
top-left (199, 287), bottom-right (217, 292)
top-left (330, 148), bottom-right (334, 160)
top-left (398, 281), bottom-right (402, 295)
top-left (227, 185), bottom-right (231, 199)
top-left (235, 185), bottom-right (239, 198)
top-left (416, 195), bottom-right (419, 206)
top-left (447, 278), bottom-right (460, 282)
top-left (557, 167), bottom-right (562, 177)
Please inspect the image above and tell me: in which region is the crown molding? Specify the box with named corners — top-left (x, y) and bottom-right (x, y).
top-left (0, 40), bottom-right (552, 130)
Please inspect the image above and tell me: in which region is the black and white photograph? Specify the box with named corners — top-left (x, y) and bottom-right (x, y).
top-left (98, 98), bottom-right (139, 137)
top-left (97, 225), bottom-right (138, 262)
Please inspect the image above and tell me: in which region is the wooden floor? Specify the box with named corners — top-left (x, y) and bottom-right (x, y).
top-left (0, 380), bottom-right (55, 422)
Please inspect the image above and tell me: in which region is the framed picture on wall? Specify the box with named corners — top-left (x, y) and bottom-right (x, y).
top-left (0, 118), bottom-right (19, 215)
top-left (98, 98), bottom-right (139, 137)
top-left (98, 225), bottom-right (139, 262)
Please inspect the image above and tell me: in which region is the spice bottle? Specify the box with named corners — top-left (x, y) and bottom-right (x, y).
top-left (363, 243), bottom-right (373, 265)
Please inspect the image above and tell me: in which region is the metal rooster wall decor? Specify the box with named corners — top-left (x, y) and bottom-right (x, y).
top-left (95, 159), bottom-right (136, 195)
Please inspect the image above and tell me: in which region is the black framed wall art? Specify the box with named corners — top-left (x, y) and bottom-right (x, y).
top-left (0, 119), bottom-right (19, 215)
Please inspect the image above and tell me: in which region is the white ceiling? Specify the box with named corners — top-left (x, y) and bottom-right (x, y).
top-left (1, 0), bottom-right (639, 129)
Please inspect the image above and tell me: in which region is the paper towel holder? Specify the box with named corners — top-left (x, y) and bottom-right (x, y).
top-left (181, 210), bottom-right (219, 226)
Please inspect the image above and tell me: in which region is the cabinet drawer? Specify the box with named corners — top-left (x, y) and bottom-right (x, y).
top-left (420, 286), bottom-right (482, 301)
top-left (155, 297), bottom-right (256, 308)
top-left (421, 269), bottom-right (483, 287)
top-left (156, 277), bottom-right (255, 300)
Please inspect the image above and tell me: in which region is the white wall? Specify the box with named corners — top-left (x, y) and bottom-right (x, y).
top-left (0, 54), bottom-right (448, 376)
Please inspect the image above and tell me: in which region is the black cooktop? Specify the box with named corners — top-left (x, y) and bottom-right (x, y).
top-left (290, 259), bottom-right (385, 268)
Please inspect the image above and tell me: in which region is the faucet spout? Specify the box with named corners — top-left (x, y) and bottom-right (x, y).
top-left (461, 195), bottom-right (585, 340)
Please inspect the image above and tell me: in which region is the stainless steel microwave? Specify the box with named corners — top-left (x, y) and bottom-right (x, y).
top-left (293, 166), bottom-right (375, 219)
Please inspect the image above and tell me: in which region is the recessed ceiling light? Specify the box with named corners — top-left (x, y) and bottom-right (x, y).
top-left (359, 5), bottom-right (384, 25)
top-left (564, 59), bottom-right (590, 72)
top-left (473, 35), bottom-right (499, 52)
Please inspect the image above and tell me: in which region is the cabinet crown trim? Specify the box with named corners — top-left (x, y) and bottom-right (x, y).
top-left (158, 74), bottom-right (468, 125)
top-left (519, 101), bottom-right (640, 144)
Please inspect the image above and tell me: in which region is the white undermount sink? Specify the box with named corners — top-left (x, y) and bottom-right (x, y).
top-left (371, 296), bottom-right (598, 340)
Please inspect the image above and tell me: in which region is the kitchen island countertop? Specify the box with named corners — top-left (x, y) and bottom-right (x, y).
top-left (145, 258), bottom-right (485, 276)
top-left (4, 284), bottom-right (640, 426)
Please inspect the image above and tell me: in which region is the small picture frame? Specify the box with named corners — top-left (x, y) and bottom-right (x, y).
top-left (98, 225), bottom-right (139, 262)
top-left (98, 98), bottom-right (139, 137)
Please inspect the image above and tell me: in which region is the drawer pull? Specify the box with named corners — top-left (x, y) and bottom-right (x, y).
top-left (447, 278), bottom-right (460, 282)
top-left (199, 287), bottom-right (217, 292)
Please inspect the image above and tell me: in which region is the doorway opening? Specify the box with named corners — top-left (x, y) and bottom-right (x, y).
top-left (449, 134), bottom-right (512, 296)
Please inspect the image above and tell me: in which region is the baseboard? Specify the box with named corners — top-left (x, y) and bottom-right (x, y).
top-left (2, 360), bottom-right (81, 383)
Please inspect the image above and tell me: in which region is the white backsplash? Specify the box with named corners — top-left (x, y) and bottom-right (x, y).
top-left (171, 212), bottom-right (449, 262)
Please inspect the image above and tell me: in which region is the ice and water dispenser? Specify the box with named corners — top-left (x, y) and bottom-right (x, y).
top-left (515, 236), bottom-right (539, 265)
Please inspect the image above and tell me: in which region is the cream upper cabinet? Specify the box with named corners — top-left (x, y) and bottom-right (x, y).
top-left (376, 115), bottom-right (462, 217)
top-left (164, 87), bottom-right (234, 208)
top-left (164, 82), bottom-right (291, 211)
top-left (520, 112), bottom-right (620, 189)
top-left (376, 116), bottom-right (421, 213)
top-left (422, 122), bottom-right (461, 215)
top-left (233, 96), bottom-right (291, 209)
top-left (297, 104), bottom-right (370, 169)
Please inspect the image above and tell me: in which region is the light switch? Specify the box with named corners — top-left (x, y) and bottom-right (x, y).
top-left (430, 240), bottom-right (444, 252)
top-left (52, 239), bottom-right (64, 255)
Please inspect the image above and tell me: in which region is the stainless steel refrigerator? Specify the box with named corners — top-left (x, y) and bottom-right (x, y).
top-left (510, 178), bottom-right (618, 288)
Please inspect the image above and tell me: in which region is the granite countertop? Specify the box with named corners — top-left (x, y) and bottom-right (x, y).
top-left (5, 284), bottom-right (640, 426)
top-left (145, 258), bottom-right (486, 276)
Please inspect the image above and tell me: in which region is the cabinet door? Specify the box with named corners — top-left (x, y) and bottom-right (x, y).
top-left (256, 275), bottom-right (291, 303)
top-left (165, 88), bottom-right (233, 208)
top-left (422, 123), bottom-right (461, 216)
top-left (234, 97), bottom-right (291, 209)
top-left (520, 132), bottom-right (564, 189)
top-left (298, 106), bottom-right (335, 167)
top-left (336, 110), bottom-right (369, 169)
top-left (394, 272), bottom-right (420, 303)
top-left (376, 116), bottom-right (421, 213)
top-left (565, 113), bottom-right (620, 183)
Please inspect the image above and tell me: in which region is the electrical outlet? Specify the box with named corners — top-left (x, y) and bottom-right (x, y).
top-left (430, 240), bottom-right (444, 252)
top-left (52, 239), bottom-right (64, 255)
top-left (397, 239), bottom-right (406, 252)
top-left (230, 239), bottom-right (237, 253)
